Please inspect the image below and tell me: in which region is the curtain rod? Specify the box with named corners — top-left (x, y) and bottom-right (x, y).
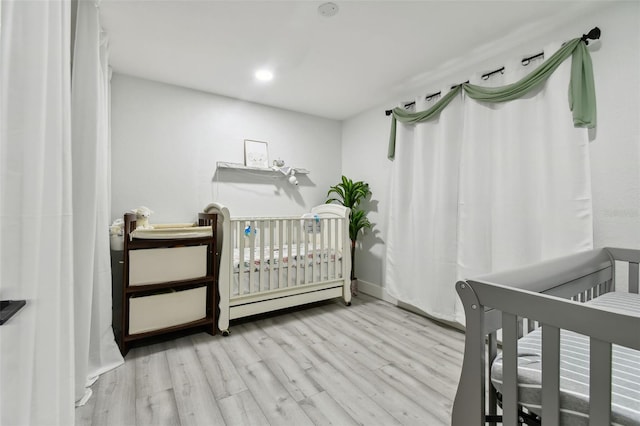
top-left (401, 80), bottom-right (471, 109)
top-left (482, 51), bottom-right (546, 75)
top-left (522, 52), bottom-right (544, 66)
top-left (400, 81), bottom-right (468, 109)
top-left (385, 26), bottom-right (601, 116)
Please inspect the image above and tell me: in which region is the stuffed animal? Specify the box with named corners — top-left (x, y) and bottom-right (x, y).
top-left (131, 206), bottom-right (154, 229)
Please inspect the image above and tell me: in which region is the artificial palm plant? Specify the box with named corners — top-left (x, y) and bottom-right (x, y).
top-left (326, 176), bottom-right (372, 282)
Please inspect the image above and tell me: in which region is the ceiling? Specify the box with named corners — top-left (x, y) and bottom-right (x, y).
top-left (99, 1), bottom-right (609, 120)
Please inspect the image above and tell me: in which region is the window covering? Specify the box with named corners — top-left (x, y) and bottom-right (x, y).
top-left (388, 37), bottom-right (596, 159)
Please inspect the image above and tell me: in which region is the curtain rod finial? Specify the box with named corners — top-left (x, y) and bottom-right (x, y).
top-left (582, 27), bottom-right (601, 44)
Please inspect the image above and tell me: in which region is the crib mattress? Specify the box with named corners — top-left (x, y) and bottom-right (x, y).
top-left (491, 292), bottom-right (640, 425)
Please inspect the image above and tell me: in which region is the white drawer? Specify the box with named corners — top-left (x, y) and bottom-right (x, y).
top-left (128, 286), bottom-right (207, 334)
top-left (129, 245), bottom-right (207, 285)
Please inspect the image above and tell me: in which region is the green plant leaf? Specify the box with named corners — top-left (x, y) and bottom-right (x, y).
top-left (326, 184), bottom-right (346, 206)
top-left (325, 176), bottom-right (371, 210)
top-left (348, 208), bottom-right (372, 242)
top-left (326, 175), bottom-right (372, 242)
top-left (326, 176), bottom-right (373, 281)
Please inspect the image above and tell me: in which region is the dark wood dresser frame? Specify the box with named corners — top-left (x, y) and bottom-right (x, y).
top-left (112, 212), bottom-right (218, 355)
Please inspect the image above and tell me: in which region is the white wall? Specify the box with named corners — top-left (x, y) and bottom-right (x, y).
top-left (342, 2), bottom-right (640, 293)
top-left (111, 74), bottom-right (342, 223)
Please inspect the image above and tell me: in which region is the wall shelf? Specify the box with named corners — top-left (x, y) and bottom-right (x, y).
top-left (216, 161), bottom-right (309, 175)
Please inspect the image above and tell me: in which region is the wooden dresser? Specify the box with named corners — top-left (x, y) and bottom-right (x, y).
top-left (111, 212), bottom-right (217, 355)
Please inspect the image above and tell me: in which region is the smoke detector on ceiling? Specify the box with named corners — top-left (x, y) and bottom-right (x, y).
top-left (318, 2), bottom-right (339, 18)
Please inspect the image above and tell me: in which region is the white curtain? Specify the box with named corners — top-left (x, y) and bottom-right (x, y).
top-left (0, 1), bottom-right (75, 424)
top-left (386, 91), bottom-right (466, 323)
top-left (71, 0), bottom-right (123, 406)
top-left (386, 43), bottom-right (593, 324)
top-left (0, 0), bottom-right (122, 422)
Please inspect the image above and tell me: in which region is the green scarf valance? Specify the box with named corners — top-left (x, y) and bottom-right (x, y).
top-left (388, 37), bottom-right (596, 159)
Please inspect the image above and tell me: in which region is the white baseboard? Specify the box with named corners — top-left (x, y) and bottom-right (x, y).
top-left (355, 279), bottom-right (397, 304)
top-left (355, 279), bottom-right (463, 331)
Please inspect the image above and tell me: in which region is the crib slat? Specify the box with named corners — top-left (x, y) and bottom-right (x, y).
top-left (252, 220), bottom-right (259, 292)
top-left (238, 221), bottom-right (246, 295)
top-left (336, 218), bottom-right (340, 280)
top-left (295, 219), bottom-right (302, 287)
top-left (318, 218), bottom-right (323, 280)
top-left (249, 221), bottom-right (256, 293)
top-left (502, 312), bottom-right (519, 426)
top-left (268, 220), bottom-right (274, 290)
top-left (541, 324), bottom-right (560, 425)
top-left (589, 338), bottom-right (612, 425)
top-left (288, 221), bottom-right (295, 287)
top-left (302, 220), bottom-right (308, 285)
top-left (318, 220), bottom-right (321, 280)
top-left (308, 217), bottom-right (313, 283)
top-left (278, 219), bottom-right (284, 289)
top-left (322, 219), bottom-right (334, 280)
top-left (335, 219), bottom-right (342, 278)
top-left (334, 218), bottom-right (339, 280)
top-left (487, 332), bottom-right (498, 426)
top-left (303, 218), bottom-right (308, 285)
top-left (320, 218), bottom-right (325, 281)
top-left (517, 319), bottom-right (524, 338)
top-left (259, 220), bottom-right (265, 292)
top-left (242, 222), bottom-right (254, 293)
top-left (605, 278), bottom-right (612, 293)
top-left (630, 262), bottom-right (639, 294)
top-left (527, 318), bottom-right (535, 333)
top-left (302, 218), bottom-right (315, 284)
top-left (332, 218), bottom-right (338, 279)
top-left (295, 221), bottom-right (306, 287)
top-left (313, 219), bottom-right (318, 279)
top-left (326, 218), bottom-right (330, 280)
top-left (289, 221), bottom-right (300, 287)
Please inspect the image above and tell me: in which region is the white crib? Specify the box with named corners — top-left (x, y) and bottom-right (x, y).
top-left (204, 203), bottom-right (352, 335)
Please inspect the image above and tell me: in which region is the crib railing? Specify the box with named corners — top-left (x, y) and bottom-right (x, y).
top-left (452, 247), bottom-right (640, 426)
top-left (230, 215), bottom-right (345, 295)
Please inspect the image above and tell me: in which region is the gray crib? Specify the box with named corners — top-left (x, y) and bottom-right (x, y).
top-left (451, 247), bottom-right (640, 425)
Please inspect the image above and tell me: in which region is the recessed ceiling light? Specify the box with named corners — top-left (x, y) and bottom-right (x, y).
top-left (255, 69), bottom-right (274, 82)
top-left (318, 2), bottom-right (339, 18)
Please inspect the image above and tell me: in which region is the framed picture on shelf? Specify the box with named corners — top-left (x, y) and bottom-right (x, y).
top-left (244, 140), bottom-right (269, 168)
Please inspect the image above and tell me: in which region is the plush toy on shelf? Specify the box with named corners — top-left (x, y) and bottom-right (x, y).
top-left (131, 206), bottom-right (154, 229)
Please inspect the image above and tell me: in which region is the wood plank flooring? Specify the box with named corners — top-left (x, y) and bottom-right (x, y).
top-left (76, 294), bottom-right (465, 426)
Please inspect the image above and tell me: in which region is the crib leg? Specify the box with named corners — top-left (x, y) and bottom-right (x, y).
top-left (343, 280), bottom-right (352, 306)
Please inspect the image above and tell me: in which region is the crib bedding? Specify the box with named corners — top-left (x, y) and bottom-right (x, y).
top-left (232, 245), bottom-right (343, 296)
top-left (233, 245), bottom-right (341, 270)
top-left (491, 292), bottom-right (640, 425)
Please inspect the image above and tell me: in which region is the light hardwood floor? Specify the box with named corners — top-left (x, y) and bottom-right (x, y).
top-left (76, 293), bottom-right (465, 426)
